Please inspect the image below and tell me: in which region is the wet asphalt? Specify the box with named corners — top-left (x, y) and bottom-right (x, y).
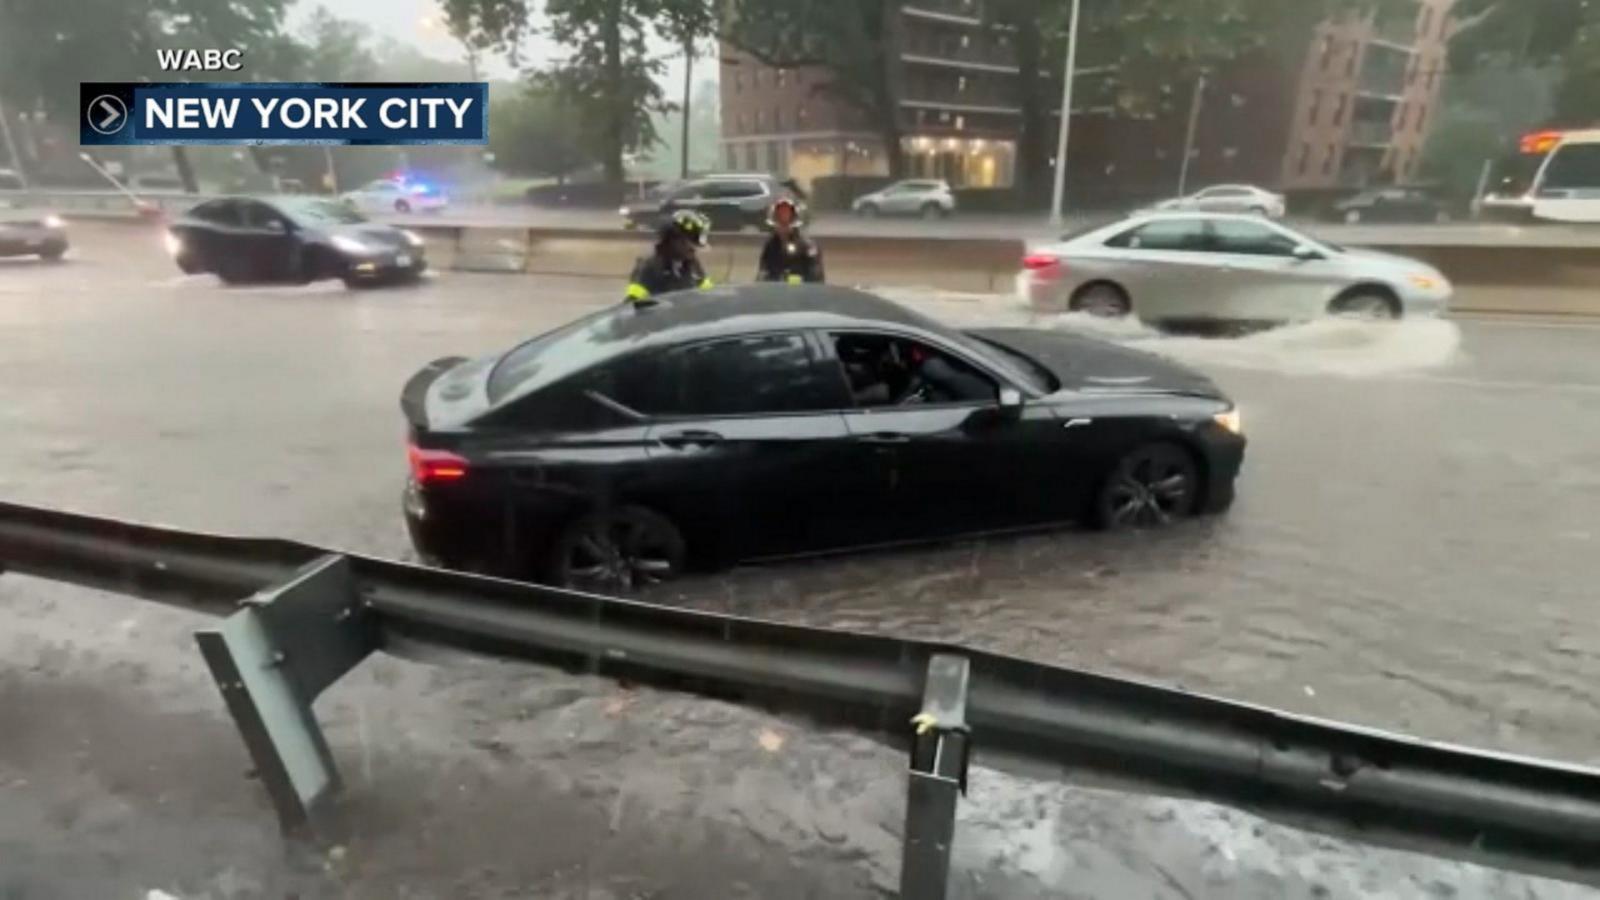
top-left (2, 225), bottom-right (1599, 898)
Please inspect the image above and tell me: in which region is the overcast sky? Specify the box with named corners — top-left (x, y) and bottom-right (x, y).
top-left (294, 0), bottom-right (697, 88)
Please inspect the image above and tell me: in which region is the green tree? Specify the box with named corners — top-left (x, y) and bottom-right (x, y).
top-left (0, 0), bottom-right (297, 190)
top-left (1448, 0), bottom-right (1600, 126)
top-left (488, 83), bottom-right (593, 178)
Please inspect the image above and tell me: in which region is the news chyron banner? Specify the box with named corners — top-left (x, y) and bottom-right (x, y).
top-left (79, 82), bottom-right (487, 146)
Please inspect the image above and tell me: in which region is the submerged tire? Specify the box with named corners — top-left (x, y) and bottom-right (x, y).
top-left (546, 506), bottom-right (686, 593)
top-left (1092, 443), bottom-right (1200, 531)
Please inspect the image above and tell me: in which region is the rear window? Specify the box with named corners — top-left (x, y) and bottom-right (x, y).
top-left (487, 307), bottom-right (639, 403)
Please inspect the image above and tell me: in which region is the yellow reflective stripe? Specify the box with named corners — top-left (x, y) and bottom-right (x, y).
top-left (785, 274), bottom-right (803, 285)
top-left (698, 278), bottom-right (714, 289)
top-left (625, 283), bottom-right (650, 300)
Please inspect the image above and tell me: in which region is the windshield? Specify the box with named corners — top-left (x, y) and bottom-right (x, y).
top-left (1540, 143), bottom-right (1600, 190)
top-left (277, 198), bottom-right (367, 226)
top-left (1489, 152), bottom-right (1548, 196)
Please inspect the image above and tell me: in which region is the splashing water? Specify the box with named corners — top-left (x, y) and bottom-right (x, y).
top-left (867, 285), bottom-right (1463, 378)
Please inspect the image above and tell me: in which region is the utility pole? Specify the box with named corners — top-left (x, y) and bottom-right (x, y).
top-left (0, 97), bottom-right (31, 189)
top-left (1178, 73), bottom-right (1207, 197)
top-left (1048, 0), bottom-right (1083, 226)
top-left (681, 43), bottom-right (694, 179)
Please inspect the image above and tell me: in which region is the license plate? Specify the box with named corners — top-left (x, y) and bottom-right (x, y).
top-left (395, 253), bottom-right (413, 267)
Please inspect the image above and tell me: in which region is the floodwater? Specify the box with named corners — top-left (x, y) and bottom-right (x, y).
top-left (3, 232), bottom-right (1599, 897)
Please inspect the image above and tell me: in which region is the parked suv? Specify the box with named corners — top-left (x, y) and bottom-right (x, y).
top-left (852, 180), bottom-right (957, 218)
top-left (620, 174), bottom-right (802, 232)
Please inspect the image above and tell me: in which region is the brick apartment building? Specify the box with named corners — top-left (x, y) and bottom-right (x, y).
top-left (719, 0), bottom-right (1455, 202)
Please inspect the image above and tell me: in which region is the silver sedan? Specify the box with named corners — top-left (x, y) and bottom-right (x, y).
top-left (1020, 212), bottom-right (1452, 322)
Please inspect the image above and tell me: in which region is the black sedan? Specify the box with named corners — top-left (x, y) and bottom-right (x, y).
top-left (400, 285), bottom-right (1246, 591)
top-left (1329, 187), bottom-right (1452, 224)
top-left (166, 196), bottom-right (426, 287)
top-left (0, 212), bottom-right (68, 260)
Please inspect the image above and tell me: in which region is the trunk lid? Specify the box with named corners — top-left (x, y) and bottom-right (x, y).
top-left (400, 355), bottom-right (487, 431)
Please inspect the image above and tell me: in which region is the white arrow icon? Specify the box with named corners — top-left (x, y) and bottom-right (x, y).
top-left (86, 94), bottom-right (128, 135)
top-left (96, 99), bottom-right (121, 130)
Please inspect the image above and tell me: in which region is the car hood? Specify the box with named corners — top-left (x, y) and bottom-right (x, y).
top-left (322, 222), bottom-right (412, 248)
top-left (967, 327), bottom-right (1226, 400)
top-left (1337, 246), bottom-right (1433, 270)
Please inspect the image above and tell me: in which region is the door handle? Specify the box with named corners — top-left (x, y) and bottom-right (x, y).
top-left (859, 432), bottom-right (911, 445)
top-left (658, 429), bottom-right (724, 449)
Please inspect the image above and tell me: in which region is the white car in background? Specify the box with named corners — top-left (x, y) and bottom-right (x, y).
top-left (342, 179), bottom-right (449, 215)
top-left (1019, 212), bottom-right (1451, 323)
top-left (852, 179), bottom-right (957, 218)
top-left (1148, 184), bottom-right (1286, 219)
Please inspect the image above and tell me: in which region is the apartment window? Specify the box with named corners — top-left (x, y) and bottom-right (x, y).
top-left (1308, 90), bottom-right (1322, 126)
top-left (744, 143), bottom-right (758, 170)
top-left (1332, 94), bottom-right (1347, 127)
top-left (726, 146), bottom-right (738, 170)
top-left (1396, 104), bottom-right (1409, 131)
top-left (1324, 145), bottom-right (1336, 175)
top-left (1296, 142), bottom-right (1311, 174)
top-left (797, 105), bottom-right (809, 126)
top-left (1415, 105), bottom-right (1428, 133)
top-left (766, 141), bottom-right (780, 173)
top-left (955, 115), bottom-right (965, 130)
top-left (1319, 36), bottom-right (1334, 72)
top-left (754, 109), bottom-right (765, 130)
top-left (961, 34), bottom-right (971, 50)
top-left (777, 68), bottom-right (788, 87)
top-left (736, 111), bottom-right (748, 134)
top-left (734, 71), bottom-right (745, 93)
top-left (773, 107), bottom-right (783, 131)
top-left (958, 75), bottom-right (968, 93)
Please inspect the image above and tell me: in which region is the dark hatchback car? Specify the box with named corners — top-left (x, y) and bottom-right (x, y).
top-left (620, 174), bottom-right (803, 232)
top-left (1329, 187), bottom-right (1453, 224)
top-left (166, 196), bottom-right (427, 287)
top-left (401, 286), bottom-right (1245, 591)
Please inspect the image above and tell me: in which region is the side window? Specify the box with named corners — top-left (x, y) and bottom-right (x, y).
top-left (594, 351), bottom-right (676, 417)
top-left (1208, 219), bottom-right (1300, 257)
top-left (832, 333), bottom-right (998, 408)
top-left (1106, 219), bottom-right (1208, 251)
top-left (240, 202), bottom-right (285, 230)
top-left (676, 333), bottom-right (835, 415)
top-left (493, 384), bottom-right (627, 432)
top-left (192, 200), bottom-right (241, 226)
top-left (711, 181), bottom-right (765, 199)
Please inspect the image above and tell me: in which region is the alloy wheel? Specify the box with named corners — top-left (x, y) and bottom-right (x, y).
top-left (1100, 446), bottom-right (1198, 530)
top-left (560, 509), bottom-right (682, 592)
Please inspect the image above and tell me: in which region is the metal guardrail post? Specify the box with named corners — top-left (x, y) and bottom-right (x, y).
top-left (193, 554), bottom-right (378, 833)
top-left (901, 654), bottom-right (972, 900)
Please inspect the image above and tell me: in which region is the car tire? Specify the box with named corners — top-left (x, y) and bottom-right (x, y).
top-left (1091, 442), bottom-right (1201, 531)
top-left (1069, 281), bottom-right (1132, 318)
top-left (1344, 210), bottom-right (1363, 224)
top-left (394, 199), bottom-right (412, 214)
top-left (860, 203), bottom-right (879, 218)
top-left (216, 257), bottom-right (250, 285)
top-left (921, 202), bottom-right (948, 220)
top-left (545, 505), bottom-right (686, 593)
top-left (38, 246), bottom-right (65, 262)
top-left (1328, 288), bottom-right (1400, 320)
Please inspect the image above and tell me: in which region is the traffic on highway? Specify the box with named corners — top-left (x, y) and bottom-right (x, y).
top-left (8, 0), bottom-right (1600, 897)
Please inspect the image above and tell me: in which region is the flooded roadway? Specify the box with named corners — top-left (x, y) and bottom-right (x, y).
top-left (2, 226), bottom-right (1599, 898)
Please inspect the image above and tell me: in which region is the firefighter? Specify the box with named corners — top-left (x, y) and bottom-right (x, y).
top-left (625, 210), bottom-right (714, 304)
top-left (756, 197), bottom-right (824, 284)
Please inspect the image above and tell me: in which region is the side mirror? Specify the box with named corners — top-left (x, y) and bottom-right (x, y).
top-left (264, 219), bottom-right (287, 234)
top-left (1292, 244), bottom-right (1323, 261)
top-left (998, 387), bottom-right (1024, 416)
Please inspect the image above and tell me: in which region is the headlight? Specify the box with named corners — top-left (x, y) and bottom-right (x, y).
top-left (1408, 273), bottom-right (1442, 291)
top-left (331, 234), bottom-right (370, 254)
top-left (42, 214), bottom-right (65, 229)
top-left (163, 231), bottom-right (183, 257)
top-left (1213, 407), bottom-right (1243, 435)
top-left (401, 229), bottom-right (425, 247)
top-left (618, 206), bottom-right (630, 216)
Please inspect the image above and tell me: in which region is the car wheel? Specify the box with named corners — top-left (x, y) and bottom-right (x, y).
top-left (216, 257), bottom-right (250, 285)
top-left (547, 506), bottom-right (686, 593)
top-left (394, 199), bottom-right (412, 214)
top-left (1069, 282), bottom-right (1132, 318)
top-left (1344, 209), bottom-right (1363, 224)
top-left (1328, 289), bottom-right (1399, 320)
top-left (1092, 443), bottom-right (1200, 531)
top-left (860, 203), bottom-right (879, 218)
top-left (38, 246), bottom-right (65, 262)
top-left (921, 202), bottom-right (944, 220)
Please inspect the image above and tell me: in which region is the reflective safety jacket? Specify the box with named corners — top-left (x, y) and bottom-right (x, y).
top-left (625, 253), bottom-right (713, 302)
top-left (756, 232), bottom-right (825, 284)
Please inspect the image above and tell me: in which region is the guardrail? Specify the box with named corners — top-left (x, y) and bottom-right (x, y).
top-left (2, 499), bottom-right (1599, 895)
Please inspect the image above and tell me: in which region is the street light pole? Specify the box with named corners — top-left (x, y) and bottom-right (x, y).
top-left (681, 42), bottom-right (694, 179)
top-left (1177, 73), bottom-right (1207, 197)
top-left (1048, 0), bottom-right (1083, 226)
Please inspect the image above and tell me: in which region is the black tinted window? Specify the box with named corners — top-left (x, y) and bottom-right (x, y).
top-left (240, 202), bottom-right (285, 229)
top-left (493, 384), bottom-right (626, 432)
top-left (1108, 219), bottom-right (1207, 251)
top-left (709, 181), bottom-right (765, 199)
top-left (1208, 220), bottom-right (1299, 256)
top-left (679, 334), bottom-right (831, 415)
top-left (1542, 144), bottom-right (1600, 189)
top-left (190, 200), bottom-right (240, 226)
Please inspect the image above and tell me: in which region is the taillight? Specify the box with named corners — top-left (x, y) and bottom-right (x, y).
top-left (408, 444), bottom-right (469, 484)
top-left (1023, 254), bottom-right (1064, 278)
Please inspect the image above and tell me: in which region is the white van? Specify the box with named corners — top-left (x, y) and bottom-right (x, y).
top-left (1482, 129), bottom-right (1600, 224)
